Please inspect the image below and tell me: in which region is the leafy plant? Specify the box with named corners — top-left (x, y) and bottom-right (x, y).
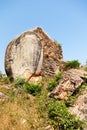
top-left (48, 99), bottom-right (85, 130)
top-left (47, 72), bottom-right (62, 92)
top-left (55, 71), bottom-right (62, 82)
top-left (65, 96), bottom-right (77, 107)
top-left (47, 79), bottom-right (57, 92)
top-left (65, 60), bottom-right (80, 70)
top-left (24, 83), bottom-right (42, 96)
top-left (14, 78), bottom-right (42, 96)
top-left (14, 78), bottom-right (26, 87)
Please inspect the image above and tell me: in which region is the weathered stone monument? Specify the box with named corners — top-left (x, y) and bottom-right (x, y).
top-left (5, 27), bottom-right (62, 81)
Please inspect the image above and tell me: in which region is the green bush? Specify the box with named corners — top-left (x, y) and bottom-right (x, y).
top-left (65, 96), bottom-right (77, 107)
top-left (47, 72), bottom-right (62, 92)
top-left (47, 79), bottom-right (57, 92)
top-left (24, 83), bottom-right (42, 96)
top-left (14, 78), bottom-right (42, 96)
top-left (65, 60), bottom-right (80, 70)
top-left (48, 99), bottom-right (85, 130)
top-left (55, 72), bottom-right (62, 82)
top-left (14, 78), bottom-right (26, 87)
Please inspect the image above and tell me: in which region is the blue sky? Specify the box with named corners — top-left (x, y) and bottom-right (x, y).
top-left (0, 0), bottom-right (87, 73)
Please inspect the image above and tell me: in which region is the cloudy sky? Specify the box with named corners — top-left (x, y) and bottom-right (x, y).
top-left (0, 0), bottom-right (87, 72)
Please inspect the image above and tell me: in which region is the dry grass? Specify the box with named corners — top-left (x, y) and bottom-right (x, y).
top-left (0, 84), bottom-right (50, 130)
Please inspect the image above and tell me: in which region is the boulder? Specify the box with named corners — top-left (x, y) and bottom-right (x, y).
top-left (49, 69), bottom-right (87, 100)
top-left (5, 27), bottom-right (62, 81)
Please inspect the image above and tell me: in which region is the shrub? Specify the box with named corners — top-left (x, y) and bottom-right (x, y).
top-left (14, 78), bottom-right (42, 96)
top-left (55, 72), bottom-right (62, 82)
top-left (48, 99), bottom-right (85, 130)
top-left (14, 78), bottom-right (26, 88)
top-left (47, 72), bottom-right (62, 92)
top-left (65, 96), bottom-right (77, 107)
top-left (24, 83), bottom-right (42, 96)
top-left (47, 79), bottom-right (57, 92)
top-left (65, 60), bottom-right (80, 70)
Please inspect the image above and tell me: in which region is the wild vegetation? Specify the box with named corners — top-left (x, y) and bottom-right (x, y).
top-left (64, 60), bottom-right (80, 70)
top-left (47, 72), bottom-right (62, 92)
top-left (0, 60), bottom-right (86, 130)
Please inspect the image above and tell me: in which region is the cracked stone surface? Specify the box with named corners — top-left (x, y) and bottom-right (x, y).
top-left (5, 27), bottom-right (62, 81)
top-left (69, 90), bottom-right (87, 129)
top-left (49, 69), bottom-right (87, 100)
